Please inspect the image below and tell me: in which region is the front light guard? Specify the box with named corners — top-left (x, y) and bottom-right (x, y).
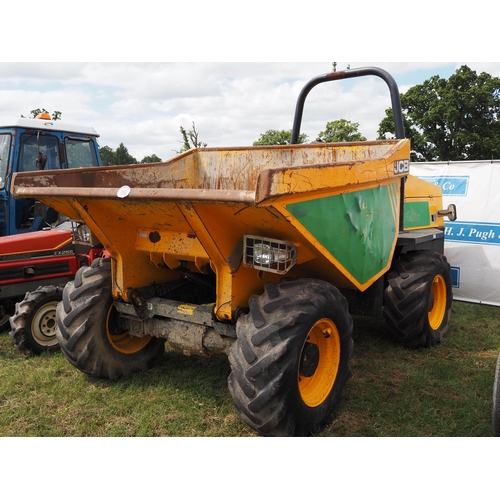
top-left (243, 235), bottom-right (297, 274)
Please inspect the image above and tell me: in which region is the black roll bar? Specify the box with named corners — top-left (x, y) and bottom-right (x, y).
top-left (291, 66), bottom-right (405, 144)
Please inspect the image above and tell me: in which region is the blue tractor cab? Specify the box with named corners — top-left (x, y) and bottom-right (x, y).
top-left (0, 113), bottom-right (102, 236)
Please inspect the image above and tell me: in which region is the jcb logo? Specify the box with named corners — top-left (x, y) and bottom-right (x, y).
top-left (394, 159), bottom-right (409, 175)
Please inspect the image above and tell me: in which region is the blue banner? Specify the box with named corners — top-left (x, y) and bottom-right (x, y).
top-left (444, 221), bottom-right (500, 245)
top-left (416, 175), bottom-right (469, 196)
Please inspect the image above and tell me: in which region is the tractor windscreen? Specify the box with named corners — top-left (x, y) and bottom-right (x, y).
top-left (65, 137), bottom-right (100, 168)
top-left (20, 133), bottom-right (60, 172)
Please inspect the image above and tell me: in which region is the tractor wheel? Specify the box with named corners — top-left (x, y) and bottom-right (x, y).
top-left (9, 285), bottom-right (63, 356)
top-left (228, 279), bottom-right (353, 437)
top-left (383, 250), bottom-right (452, 348)
top-left (56, 258), bottom-right (165, 379)
top-left (493, 353), bottom-right (500, 437)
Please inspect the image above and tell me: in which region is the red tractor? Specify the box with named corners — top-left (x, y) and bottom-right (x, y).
top-left (5, 222), bottom-right (108, 355)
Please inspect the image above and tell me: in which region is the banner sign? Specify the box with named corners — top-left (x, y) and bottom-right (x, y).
top-left (410, 161), bottom-right (500, 306)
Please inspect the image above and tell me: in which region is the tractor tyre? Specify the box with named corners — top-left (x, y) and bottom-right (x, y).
top-left (9, 285), bottom-right (63, 356)
top-left (493, 353), bottom-right (500, 437)
top-left (383, 250), bottom-right (452, 348)
top-left (228, 279), bottom-right (353, 437)
top-left (56, 258), bottom-right (165, 379)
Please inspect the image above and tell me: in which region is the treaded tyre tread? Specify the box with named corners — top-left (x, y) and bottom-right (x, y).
top-left (493, 352), bottom-right (500, 436)
top-left (9, 285), bottom-right (63, 356)
top-left (383, 250), bottom-right (452, 348)
top-left (228, 278), bottom-right (353, 437)
top-left (56, 258), bottom-right (165, 379)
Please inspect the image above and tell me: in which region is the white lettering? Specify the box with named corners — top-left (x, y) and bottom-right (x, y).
top-left (468, 228), bottom-right (496, 241)
top-left (394, 159), bottom-right (409, 174)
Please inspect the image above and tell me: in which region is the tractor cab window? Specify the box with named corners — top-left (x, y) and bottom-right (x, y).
top-left (19, 133), bottom-right (61, 172)
top-left (16, 133), bottom-right (60, 230)
top-left (0, 134), bottom-right (11, 189)
top-left (65, 138), bottom-right (99, 168)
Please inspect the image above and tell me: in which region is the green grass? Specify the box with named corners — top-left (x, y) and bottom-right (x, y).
top-left (1, 300), bottom-right (499, 437)
top-left (325, 300), bottom-right (500, 437)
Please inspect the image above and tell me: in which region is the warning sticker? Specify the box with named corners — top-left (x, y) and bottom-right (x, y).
top-left (177, 304), bottom-right (196, 316)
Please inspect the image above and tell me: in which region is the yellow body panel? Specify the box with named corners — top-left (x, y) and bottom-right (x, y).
top-left (404, 174), bottom-right (446, 229)
top-left (10, 139), bottom-right (442, 321)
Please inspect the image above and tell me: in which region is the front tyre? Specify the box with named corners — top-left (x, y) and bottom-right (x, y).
top-left (9, 285), bottom-right (63, 356)
top-left (56, 258), bottom-right (165, 379)
top-left (228, 279), bottom-right (353, 437)
top-left (384, 250), bottom-right (452, 348)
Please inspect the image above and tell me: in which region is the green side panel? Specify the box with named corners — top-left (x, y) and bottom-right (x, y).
top-left (404, 201), bottom-right (430, 229)
top-left (286, 184), bottom-right (398, 285)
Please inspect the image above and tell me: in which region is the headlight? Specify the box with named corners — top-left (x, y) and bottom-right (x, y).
top-left (254, 243), bottom-right (273, 265)
top-left (243, 235), bottom-right (297, 274)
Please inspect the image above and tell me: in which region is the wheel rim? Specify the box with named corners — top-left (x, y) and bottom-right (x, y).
top-left (31, 301), bottom-right (59, 347)
top-left (298, 318), bottom-right (341, 408)
top-left (428, 274), bottom-right (447, 330)
top-left (106, 304), bottom-right (152, 354)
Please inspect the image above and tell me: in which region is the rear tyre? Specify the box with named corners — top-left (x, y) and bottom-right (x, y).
top-left (493, 353), bottom-right (500, 437)
top-left (56, 258), bottom-right (165, 379)
top-left (228, 279), bottom-right (353, 437)
top-left (383, 250), bottom-right (452, 348)
top-left (9, 285), bottom-right (63, 356)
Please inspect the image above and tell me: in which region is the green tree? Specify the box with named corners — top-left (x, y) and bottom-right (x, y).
top-left (114, 143), bottom-right (137, 165)
top-left (377, 65), bottom-right (500, 161)
top-left (99, 144), bottom-right (138, 166)
top-left (253, 129), bottom-right (308, 145)
top-left (99, 145), bottom-right (116, 166)
top-left (316, 119), bottom-right (366, 143)
top-left (175, 121), bottom-right (207, 154)
top-left (141, 154), bottom-right (162, 163)
top-left (22, 108), bottom-right (62, 120)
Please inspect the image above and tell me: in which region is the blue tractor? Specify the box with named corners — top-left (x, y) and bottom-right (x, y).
top-left (0, 112), bottom-right (102, 236)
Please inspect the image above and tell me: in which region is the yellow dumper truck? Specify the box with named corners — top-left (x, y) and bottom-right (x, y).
top-left (11, 67), bottom-right (456, 436)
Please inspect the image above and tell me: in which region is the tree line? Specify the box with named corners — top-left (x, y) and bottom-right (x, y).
top-left (253, 117), bottom-right (367, 146)
top-left (99, 144), bottom-right (162, 166)
top-left (98, 122), bottom-right (207, 165)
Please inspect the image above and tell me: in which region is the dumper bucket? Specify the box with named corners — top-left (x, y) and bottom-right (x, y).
top-left (12, 139), bottom-right (410, 320)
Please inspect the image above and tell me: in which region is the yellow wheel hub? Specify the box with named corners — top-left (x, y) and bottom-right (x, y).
top-left (106, 305), bottom-right (152, 354)
top-left (298, 318), bottom-right (341, 407)
top-left (428, 274), bottom-right (447, 330)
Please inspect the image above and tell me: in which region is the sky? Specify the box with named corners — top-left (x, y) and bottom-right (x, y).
top-left (1, 61), bottom-right (498, 163)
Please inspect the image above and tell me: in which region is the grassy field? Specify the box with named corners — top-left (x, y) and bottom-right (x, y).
top-left (0, 300), bottom-right (499, 437)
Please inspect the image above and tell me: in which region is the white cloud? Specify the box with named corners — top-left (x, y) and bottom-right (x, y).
top-left (1, 61), bottom-right (499, 161)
